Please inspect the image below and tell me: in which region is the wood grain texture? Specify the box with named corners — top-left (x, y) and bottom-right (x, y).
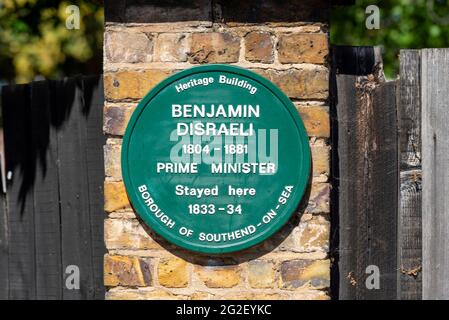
top-left (333, 46), bottom-right (398, 300)
top-left (399, 170), bottom-right (422, 299)
top-left (356, 79), bottom-right (398, 300)
top-left (399, 50), bottom-right (421, 169)
top-left (422, 48), bottom-right (449, 300)
top-left (58, 77), bottom-right (94, 299)
top-left (334, 74), bottom-right (358, 299)
top-left (398, 50), bottom-right (422, 300)
top-left (332, 46), bottom-right (381, 300)
top-left (82, 76), bottom-right (106, 299)
top-left (31, 80), bottom-right (62, 299)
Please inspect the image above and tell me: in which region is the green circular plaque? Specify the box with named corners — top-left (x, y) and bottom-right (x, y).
top-left (122, 65), bottom-right (311, 254)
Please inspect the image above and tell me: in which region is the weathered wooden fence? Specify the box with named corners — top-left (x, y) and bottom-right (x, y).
top-left (332, 46), bottom-right (399, 300)
top-left (397, 50), bottom-right (422, 300)
top-left (0, 75), bottom-right (105, 300)
top-left (421, 49), bottom-right (449, 300)
top-left (333, 47), bottom-right (449, 300)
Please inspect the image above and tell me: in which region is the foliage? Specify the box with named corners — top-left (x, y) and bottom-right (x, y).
top-left (331, 0), bottom-right (449, 78)
top-left (0, 0), bottom-right (103, 84)
top-left (2, 1), bottom-right (449, 82)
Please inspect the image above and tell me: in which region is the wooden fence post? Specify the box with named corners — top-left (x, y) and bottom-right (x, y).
top-left (397, 50), bottom-right (422, 300)
top-left (332, 46), bottom-right (399, 299)
top-left (422, 48), bottom-right (449, 300)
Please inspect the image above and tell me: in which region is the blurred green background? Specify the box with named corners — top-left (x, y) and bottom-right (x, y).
top-left (0, 0), bottom-right (103, 84)
top-left (1, 0), bottom-right (449, 83)
top-left (331, 0), bottom-right (449, 78)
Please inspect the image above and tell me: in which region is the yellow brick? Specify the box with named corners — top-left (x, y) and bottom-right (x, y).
top-left (278, 33), bottom-right (328, 64)
top-left (247, 260), bottom-right (276, 288)
top-left (104, 181), bottom-right (130, 213)
top-left (104, 70), bottom-right (172, 101)
top-left (194, 265), bottom-right (241, 288)
top-left (104, 219), bottom-right (163, 250)
top-left (297, 216), bottom-right (330, 252)
top-left (297, 106), bottom-right (330, 138)
top-left (300, 259), bottom-right (330, 281)
top-left (245, 31), bottom-right (274, 63)
top-left (280, 259), bottom-right (330, 289)
top-left (104, 142), bottom-right (122, 180)
top-left (189, 33), bottom-right (240, 64)
top-left (154, 33), bottom-right (190, 62)
top-left (311, 144), bottom-right (330, 177)
top-left (158, 258), bottom-right (189, 288)
top-left (253, 68), bottom-right (328, 100)
top-left (105, 31), bottom-right (153, 63)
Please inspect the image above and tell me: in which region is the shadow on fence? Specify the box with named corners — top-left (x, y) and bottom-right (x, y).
top-left (0, 75), bottom-right (105, 300)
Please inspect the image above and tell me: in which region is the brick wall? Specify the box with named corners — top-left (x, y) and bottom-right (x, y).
top-left (103, 0), bottom-right (331, 300)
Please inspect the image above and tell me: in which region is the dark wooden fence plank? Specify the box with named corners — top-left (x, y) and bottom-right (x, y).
top-left (365, 80), bottom-right (398, 299)
top-left (31, 80), bottom-right (62, 299)
top-left (57, 77), bottom-right (93, 299)
top-left (354, 78), bottom-right (398, 300)
top-left (333, 74), bottom-right (359, 299)
top-left (397, 50), bottom-right (422, 300)
top-left (331, 45), bottom-right (380, 300)
top-left (333, 46), bottom-right (398, 300)
top-left (3, 84), bottom-right (37, 299)
top-left (0, 193), bottom-right (7, 299)
top-left (349, 78), bottom-right (398, 300)
top-left (1, 75), bottom-right (105, 300)
top-left (82, 76), bottom-right (106, 299)
top-left (422, 48), bottom-right (449, 299)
